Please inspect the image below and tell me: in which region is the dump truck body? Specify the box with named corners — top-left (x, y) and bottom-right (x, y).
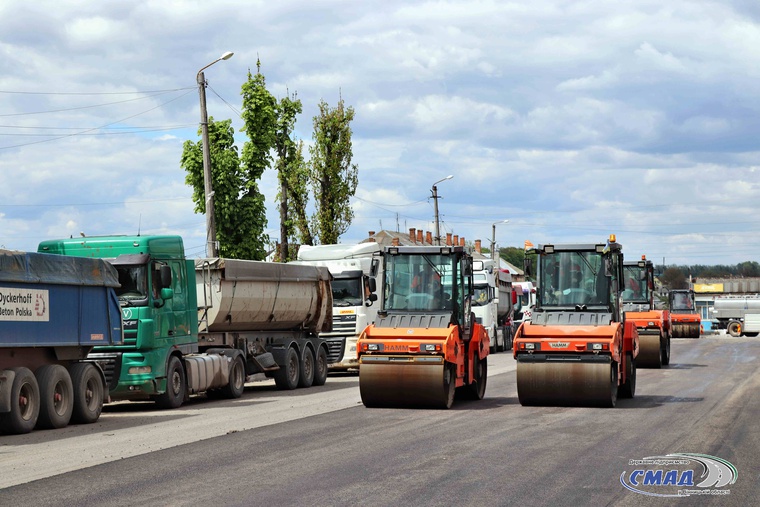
top-left (513, 236), bottom-right (638, 407)
top-left (1, 249), bottom-right (121, 434)
top-left (357, 245), bottom-right (488, 409)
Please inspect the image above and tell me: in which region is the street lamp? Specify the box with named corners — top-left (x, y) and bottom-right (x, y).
top-left (431, 175), bottom-right (453, 245)
top-left (491, 219), bottom-right (509, 261)
top-left (197, 51), bottom-right (234, 257)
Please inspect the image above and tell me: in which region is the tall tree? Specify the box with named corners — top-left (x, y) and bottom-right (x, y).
top-left (181, 118), bottom-right (265, 259)
top-left (274, 91), bottom-right (303, 261)
top-left (309, 97), bottom-right (358, 244)
top-left (286, 141), bottom-right (314, 247)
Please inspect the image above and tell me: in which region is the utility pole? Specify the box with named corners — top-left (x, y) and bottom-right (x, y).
top-left (431, 175), bottom-right (453, 245)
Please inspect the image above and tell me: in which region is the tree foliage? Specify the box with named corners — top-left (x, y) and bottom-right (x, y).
top-left (308, 97), bottom-right (358, 245)
top-left (660, 267), bottom-right (688, 289)
top-left (273, 91), bottom-right (303, 261)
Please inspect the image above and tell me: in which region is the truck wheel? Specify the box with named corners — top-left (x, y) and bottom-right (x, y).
top-left (727, 321), bottom-right (742, 338)
top-left (0, 367), bottom-right (40, 435)
top-left (503, 325), bottom-right (513, 351)
top-left (156, 356), bottom-right (186, 409)
top-left (618, 353), bottom-right (636, 399)
top-left (298, 348), bottom-right (315, 388)
top-left (69, 363), bottom-right (104, 424)
top-left (36, 365), bottom-right (74, 430)
top-left (274, 347), bottom-right (300, 390)
top-left (313, 347), bottom-right (328, 386)
top-left (220, 355), bottom-right (246, 399)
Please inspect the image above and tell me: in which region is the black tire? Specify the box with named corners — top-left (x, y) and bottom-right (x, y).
top-left (443, 364), bottom-right (456, 409)
top-left (0, 367), bottom-right (40, 435)
top-left (156, 356), bottom-right (186, 409)
top-left (69, 363), bottom-right (104, 424)
top-left (661, 335), bottom-right (671, 366)
top-left (503, 325), bottom-right (513, 351)
top-left (36, 364), bottom-right (74, 430)
top-left (273, 347), bottom-right (300, 390)
top-left (608, 363), bottom-right (618, 408)
top-left (298, 348), bottom-right (315, 388)
top-left (618, 354), bottom-right (636, 399)
top-left (461, 355), bottom-right (487, 400)
top-left (727, 321), bottom-right (742, 338)
top-left (220, 355), bottom-right (246, 399)
top-left (312, 347), bottom-right (328, 386)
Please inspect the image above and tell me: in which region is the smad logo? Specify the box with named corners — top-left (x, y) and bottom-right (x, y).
top-left (620, 453), bottom-right (736, 498)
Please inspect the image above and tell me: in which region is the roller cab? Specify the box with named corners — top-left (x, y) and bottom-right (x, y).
top-left (623, 256), bottom-right (671, 368)
top-left (514, 235), bottom-right (638, 407)
top-left (358, 245), bottom-right (488, 409)
top-left (668, 289), bottom-right (701, 338)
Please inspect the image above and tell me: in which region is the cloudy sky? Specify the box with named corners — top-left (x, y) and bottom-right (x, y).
top-left (1, 0), bottom-right (759, 265)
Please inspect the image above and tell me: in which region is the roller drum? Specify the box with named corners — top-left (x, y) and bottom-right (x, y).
top-left (359, 359), bottom-right (453, 408)
top-left (516, 360), bottom-right (616, 407)
top-left (637, 333), bottom-right (663, 368)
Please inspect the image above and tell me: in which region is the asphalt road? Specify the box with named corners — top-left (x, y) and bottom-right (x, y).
top-left (1, 335), bottom-right (758, 506)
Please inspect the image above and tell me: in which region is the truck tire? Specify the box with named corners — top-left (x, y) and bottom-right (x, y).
top-left (503, 325), bottom-right (513, 351)
top-left (298, 348), bottom-right (315, 388)
top-left (313, 347), bottom-right (328, 386)
top-left (156, 356), bottom-right (186, 409)
top-left (0, 367), bottom-right (40, 435)
top-left (35, 365), bottom-right (74, 430)
top-left (727, 321), bottom-right (742, 338)
top-left (618, 353), bottom-right (636, 399)
top-left (273, 347), bottom-right (300, 390)
top-left (220, 355), bottom-right (246, 399)
top-left (69, 363), bottom-right (104, 424)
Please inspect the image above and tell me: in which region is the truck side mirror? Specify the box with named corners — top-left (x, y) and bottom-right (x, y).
top-left (365, 293), bottom-right (378, 307)
top-left (160, 287), bottom-right (174, 301)
top-left (367, 277), bottom-right (377, 293)
top-left (160, 265), bottom-right (172, 289)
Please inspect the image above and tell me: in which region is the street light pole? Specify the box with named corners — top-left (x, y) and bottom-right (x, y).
top-left (491, 219), bottom-right (509, 261)
top-left (431, 175), bottom-right (453, 245)
top-left (197, 51), bottom-right (233, 257)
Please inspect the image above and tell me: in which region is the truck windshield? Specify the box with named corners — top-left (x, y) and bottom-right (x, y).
top-left (472, 286), bottom-right (490, 306)
top-left (332, 278), bottom-right (364, 307)
top-left (622, 265), bottom-right (649, 303)
top-left (116, 265), bottom-right (149, 305)
top-left (538, 251), bottom-right (608, 308)
top-left (384, 253), bottom-right (455, 311)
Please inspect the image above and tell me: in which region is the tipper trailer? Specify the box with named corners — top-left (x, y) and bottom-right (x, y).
top-left (1, 250), bottom-right (121, 434)
top-left (622, 256), bottom-right (671, 368)
top-left (513, 235), bottom-right (638, 407)
top-left (38, 235), bottom-right (331, 408)
top-left (357, 244), bottom-right (488, 409)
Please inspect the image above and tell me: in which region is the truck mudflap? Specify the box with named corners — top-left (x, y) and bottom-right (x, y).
top-left (516, 354), bottom-right (617, 407)
top-left (359, 355), bottom-right (453, 408)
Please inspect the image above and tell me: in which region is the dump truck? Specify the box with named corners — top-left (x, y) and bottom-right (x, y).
top-left (668, 289), bottom-right (700, 338)
top-left (38, 235), bottom-right (331, 408)
top-left (497, 268), bottom-right (516, 351)
top-left (712, 297), bottom-right (760, 337)
top-left (513, 235), bottom-right (638, 407)
top-left (512, 280), bottom-right (536, 332)
top-left (357, 244), bottom-right (489, 409)
top-left (1, 250), bottom-right (121, 434)
top-left (291, 242), bottom-right (382, 371)
top-left (473, 258), bottom-right (509, 352)
top-left (622, 256), bottom-right (671, 368)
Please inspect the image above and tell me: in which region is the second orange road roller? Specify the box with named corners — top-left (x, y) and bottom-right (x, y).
top-left (357, 244), bottom-right (489, 409)
top-left (622, 256), bottom-right (671, 368)
top-left (668, 289), bottom-right (701, 338)
top-left (513, 235), bottom-right (638, 408)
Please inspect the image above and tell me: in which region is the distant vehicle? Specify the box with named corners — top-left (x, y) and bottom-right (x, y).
top-left (472, 259), bottom-right (513, 352)
top-left (668, 289), bottom-right (700, 338)
top-left (511, 281), bottom-right (536, 332)
top-left (712, 297), bottom-right (760, 337)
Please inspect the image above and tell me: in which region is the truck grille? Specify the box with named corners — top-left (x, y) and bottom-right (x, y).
top-left (322, 314), bottom-right (357, 336)
top-left (325, 337), bottom-right (346, 364)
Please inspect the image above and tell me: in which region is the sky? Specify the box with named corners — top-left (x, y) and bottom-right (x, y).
top-left (1, 0), bottom-right (759, 266)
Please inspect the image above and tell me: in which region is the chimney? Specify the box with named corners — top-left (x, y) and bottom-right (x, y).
top-left (368, 231), bottom-right (375, 237)
top-left (446, 233), bottom-right (452, 246)
top-left (426, 231), bottom-right (433, 244)
top-left (453, 235), bottom-right (459, 246)
top-left (409, 228), bottom-right (416, 244)
top-left (391, 237), bottom-right (400, 246)
top-left (460, 237), bottom-right (465, 247)
top-left (417, 230), bottom-right (423, 243)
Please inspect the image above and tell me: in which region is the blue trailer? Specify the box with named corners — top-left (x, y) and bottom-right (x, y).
top-left (1, 249), bottom-right (122, 434)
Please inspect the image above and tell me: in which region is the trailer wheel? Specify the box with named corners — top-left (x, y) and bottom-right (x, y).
top-left (298, 348), bottom-right (315, 388)
top-left (220, 355), bottom-right (246, 399)
top-left (727, 321), bottom-right (742, 338)
top-left (0, 367), bottom-right (40, 435)
top-left (313, 347), bottom-right (328, 386)
top-left (274, 347), bottom-right (300, 390)
top-left (35, 365), bottom-right (74, 430)
top-left (69, 363), bottom-right (104, 424)
top-left (618, 353), bottom-right (636, 399)
top-left (156, 356), bottom-right (186, 409)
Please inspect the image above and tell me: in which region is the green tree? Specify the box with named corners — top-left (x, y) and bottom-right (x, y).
top-left (181, 118), bottom-right (266, 259)
top-left (309, 97), bottom-right (358, 244)
top-left (660, 267), bottom-right (688, 289)
top-left (286, 141), bottom-right (314, 247)
top-left (500, 246), bottom-right (526, 273)
top-left (274, 91), bottom-right (303, 261)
